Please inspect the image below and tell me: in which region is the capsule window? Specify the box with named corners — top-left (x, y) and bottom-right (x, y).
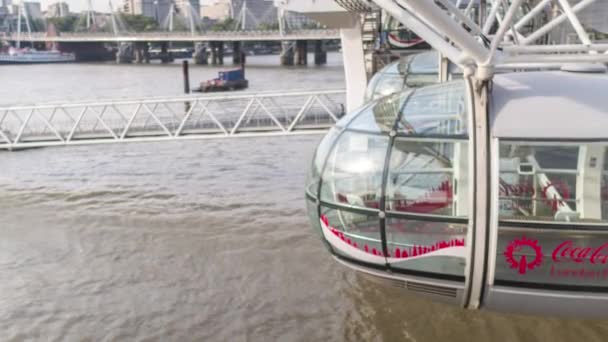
top-left (494, 141), bottom-right (608, 289)
top-left (386, 139), bottom-right (468, 216)
top-left (319, 132), bottom-right (389, 210)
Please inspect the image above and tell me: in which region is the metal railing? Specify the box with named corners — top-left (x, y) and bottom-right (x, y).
top-left (0, 89), bottom-right (345, 150)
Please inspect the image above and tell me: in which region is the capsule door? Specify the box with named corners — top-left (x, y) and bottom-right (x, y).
top-left (382, 83), bottom-right (471, 304)
top-left (483, 139), bottom-right (608, 317)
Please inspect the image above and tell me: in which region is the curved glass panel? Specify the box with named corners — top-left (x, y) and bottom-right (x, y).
top-left (386, 218), bottom-right (467, 277)
top-left (334, 101), bottom-right (375, 128)
top-left (387, 139), bottom-right (469, 216)
top-left (364, 61), bottom-right (404, 102)
top-left (320, 207), bottom-right (384, 264)
top-left (408, 51), bottom-right (438, 74)
top-left (365, 70), bottom-right (383, 101)
top-left (349, 91), bottom-right (411, 133)
top-left (307, 198), bottom-right (323, 239)
top-left (320, 131), bottom-right (389, 209)
top-left (306, 127), bottom-right (341, 197)
top-left (372, 74), bottom-right (406, 101)
top-left (398, 82), bottom-right (468, 136)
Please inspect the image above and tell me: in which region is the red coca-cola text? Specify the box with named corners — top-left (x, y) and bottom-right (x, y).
top-left (551, 241), bottom-right (608, 264)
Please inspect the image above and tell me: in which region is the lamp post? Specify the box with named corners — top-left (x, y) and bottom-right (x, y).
top-left (154, 0), bottom-right (159, 24)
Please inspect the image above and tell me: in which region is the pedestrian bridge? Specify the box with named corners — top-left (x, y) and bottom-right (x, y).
top-left (0, 89), bottom-right (345, 150)
top-left (2, 30), bottom-right (341, 43)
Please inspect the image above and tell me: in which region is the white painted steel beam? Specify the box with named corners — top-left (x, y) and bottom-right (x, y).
top-left (373, 0), bottom-right (468, 65)
top-left (394, 0), bottom-right (489, 64)
top-left (340, 16), bottom-right (368, 113)
top-left (514, 0), bottom-right (551, 31)
top-left (576, 145), bottom-right (604, 220)
top-left (521, 0), bottom-right (598, 45)
top-left (485, 0), bottom-right (524, 65)
top-left (370, 0), bottom-right (608, 71)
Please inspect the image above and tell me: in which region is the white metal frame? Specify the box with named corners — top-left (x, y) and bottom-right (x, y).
top-left (371, 0), bottom-right (608, 73)
top-left (340, 15), bottom-right (368, 112)
top-left (0, 90), bottom-right (345, 150)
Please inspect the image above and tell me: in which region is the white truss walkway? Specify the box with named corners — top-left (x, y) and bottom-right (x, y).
top-left (0, 90), bottom-right (345, 150)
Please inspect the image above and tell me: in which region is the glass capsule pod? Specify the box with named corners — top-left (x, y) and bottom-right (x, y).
top-left (365, 51), bottom-right (462, 102)
top-left (306, 69), bottom-right (608, 317)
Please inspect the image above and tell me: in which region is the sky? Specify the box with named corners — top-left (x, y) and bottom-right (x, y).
top-left (35, 0), bottom-right (215, 13)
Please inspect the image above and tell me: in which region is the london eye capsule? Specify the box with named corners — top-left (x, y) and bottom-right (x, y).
top-left (305, 67), bottom-right (608, 317)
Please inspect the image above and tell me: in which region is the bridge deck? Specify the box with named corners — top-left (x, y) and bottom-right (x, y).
top-left (2, 30), bottom-right (341, 43)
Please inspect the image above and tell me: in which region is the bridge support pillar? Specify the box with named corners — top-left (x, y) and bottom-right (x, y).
top-left (314, 40), bottom-right (327, 66)
top-left (232, 41), bottom-right (243, 65)
top-left (280, 41), bottom-right (294, 66)
top-left (134, 43), bottom-right (146, 64)
top-left (193, 43), bottom-right (208, 65)
top-left (116, 43), bottom-right (134, 64)
top-left (143, 43), bottom-right (150, 64)
top-left (160, 42), bottom-right (174, 64)
top-left (295, 40), bottom-right (308, 66)
top-left (211, 42), bottom-right (224, 65)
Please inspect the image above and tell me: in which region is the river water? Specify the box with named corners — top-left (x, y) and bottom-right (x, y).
top-left (1, 54), bottom-right (607, 341)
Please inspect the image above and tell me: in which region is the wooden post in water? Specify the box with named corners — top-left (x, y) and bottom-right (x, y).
top-left (182, 60), bottom-right (191, 114)
top-left (182, 60), bottom-right (190, 94)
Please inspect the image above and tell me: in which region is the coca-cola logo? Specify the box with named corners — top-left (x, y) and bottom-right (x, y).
top-left (552, 241), bottom-right (608, 264)
top-left (504, 236), bottom-right (544, 275)
top-left (503, 236), bottom-right (608, 281)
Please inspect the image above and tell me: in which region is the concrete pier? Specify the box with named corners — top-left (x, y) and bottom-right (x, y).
top-left (116, 43), bottom-right (134, 64)
top-left (280, 41), bottom-right (294, 66)
top-left (59, 42), bottom-right (114, 61)
top-left (295, 40), bottom-right (308, 66)
top-left (232, 41), bottom-right (243, 65)
top-left (160, 42), bottom-right (174, 64)
top-left (314, 40), bottom-right (327, 66)
top-left (193, 43), bottom-right (208, 65)
top-left (134, 43), bottom-right (149, 64)
top-left (210, 41), bottom-right (224, 65)
top-left (143, 43), bottom-right (150, 63)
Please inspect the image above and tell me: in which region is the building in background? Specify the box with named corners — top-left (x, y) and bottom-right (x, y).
top-left (25, 1), bottom-right (42, 18)
top-left (201, 0), bottom-right (231, 21)
top-left (122, 0), bottom-right (172, 23)
top-left (0, 0), bottom-right (10, 33)
top-left (46, 1), bottom-right (70, 18)
top-left (10, 1), bottom-right (42, 19)
top-left (174, 0), bottom-right (200, 15)
top-left (283, 11), bottom-right (320, 30)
